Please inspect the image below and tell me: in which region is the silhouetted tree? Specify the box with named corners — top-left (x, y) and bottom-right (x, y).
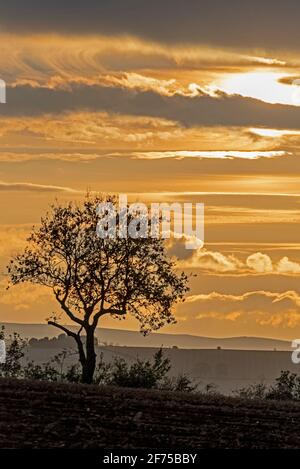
top-left (8, 195), bottom-right (189, 383)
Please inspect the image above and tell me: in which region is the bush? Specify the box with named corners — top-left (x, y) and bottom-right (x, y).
top-left (107, 349), bottom-right (171, 389)
top-left (234, 382), bottom-right (267, 400)
top-left (64, 364), bottom-right (81, 383)
top-left (22, 361), bottom-right (60, 381)
top-left (266, 371), bottom-right (300, 401)
top-left (103, 350), bottom-right (198, 392)
top-left (233, 371), bottom-right (300, 401)
top-left (160, 374), bottom-right (198, 393)
top-left (201, 382), bottom-right (219, 395)
top-left (93, 354), bottom-right (112, 385)
top-left (0, 326), bottom-right (27, 378)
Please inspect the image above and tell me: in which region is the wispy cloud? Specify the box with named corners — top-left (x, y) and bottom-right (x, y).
top-left (133, 150), bottom-right (288, 160)
top-left (0, 182), bottom-right (78, 193)
top-left (178, 290), bottom-right (300, 328)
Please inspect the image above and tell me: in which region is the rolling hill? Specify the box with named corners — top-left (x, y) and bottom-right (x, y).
top-left (1, 322), bottom-right (291, 350)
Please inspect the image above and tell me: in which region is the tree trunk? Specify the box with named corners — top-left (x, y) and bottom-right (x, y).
top-left (81, 360), bottom-right (96, 384)
top-left (81, 327), bottom-right (97, 384)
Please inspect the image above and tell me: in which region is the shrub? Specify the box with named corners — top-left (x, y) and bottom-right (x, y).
top-left (0, 326), bottom-right (27, 378)
top-left (233, 382), bottom-right (267, 400)
top-left (233, 372), bottom-right (300, 401)
top-left (22, 361), bottom-right (60, 381)
top-left (93, 353), bottom-right (112, 385)
top-left (63, 364), bottom-right (81, 383)
top-left (160, 374), bottom-right (198, 393)
top-left (266, 371), bottom-right (300, 401)
top-left (108, 349), bottom-right (172, 389)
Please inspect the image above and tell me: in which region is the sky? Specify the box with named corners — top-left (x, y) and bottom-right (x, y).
top-left (1, 1), bottom-right (300, 339)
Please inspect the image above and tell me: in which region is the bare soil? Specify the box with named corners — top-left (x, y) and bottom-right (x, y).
top-left (0, 378), bottom-right (299, 449)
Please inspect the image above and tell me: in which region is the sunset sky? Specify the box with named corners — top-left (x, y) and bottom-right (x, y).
top-left (1, 1), bottom-right (300, 339)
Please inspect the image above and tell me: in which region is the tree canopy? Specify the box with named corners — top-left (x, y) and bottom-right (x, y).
top-left (8, 195), bottom-right (189, 382)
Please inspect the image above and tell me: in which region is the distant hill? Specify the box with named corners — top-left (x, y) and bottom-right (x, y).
top-left (1, 322), bottom-right (291, 351)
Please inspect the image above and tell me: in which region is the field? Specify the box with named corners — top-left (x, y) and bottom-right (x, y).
top-left (1, 378), bottom-right (300, 449)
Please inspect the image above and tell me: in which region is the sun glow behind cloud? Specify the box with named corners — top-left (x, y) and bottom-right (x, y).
top-left (134, 150), bottom-right (288, 160)
top-left (217, 71), bottom-right (300, 106)
top-left (250, 128), bottom-right (300, 138)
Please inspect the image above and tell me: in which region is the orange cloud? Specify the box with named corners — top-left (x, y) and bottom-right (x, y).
top-left (177, 290), bottom-right (300, 328)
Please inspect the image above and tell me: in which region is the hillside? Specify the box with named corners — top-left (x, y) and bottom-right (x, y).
top-left (25, 346), bottom-right (300, 395)
top-left (1, 378), bottom-right (300, 449)
top-left (1, 323), bottom-right (291, 350)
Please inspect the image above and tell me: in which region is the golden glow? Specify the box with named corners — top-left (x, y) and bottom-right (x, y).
top-left (217, 71), bottom-right (299, 106)
top-left (250, 128), bottom-right (300, 138)
top-left (134, 150), bottom-right (287, 160)
top-left (2, 27), bottom-right (300, 338)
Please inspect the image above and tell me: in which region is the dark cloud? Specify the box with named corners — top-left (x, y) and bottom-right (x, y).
top-left (0, 0), bottom-right (299, 49)
top-left (3, 83), bottom-right (300, 129)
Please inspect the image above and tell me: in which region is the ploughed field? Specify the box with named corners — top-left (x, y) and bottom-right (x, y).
top-left (0, 378), bottom-right (299, 449)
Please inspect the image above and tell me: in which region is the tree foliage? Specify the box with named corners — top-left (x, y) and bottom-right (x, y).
top-left (8, 195), bottom-right (189, 383)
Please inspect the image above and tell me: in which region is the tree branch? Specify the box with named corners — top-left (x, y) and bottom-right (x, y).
top-left (92, 307), bottom-right (126, 328)
top-left (48, 320), bottom-right (78, 338)
top-left (54, 290), bottom-right (85, 326)
top-left (48, 320), bottom-right (86, 364)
